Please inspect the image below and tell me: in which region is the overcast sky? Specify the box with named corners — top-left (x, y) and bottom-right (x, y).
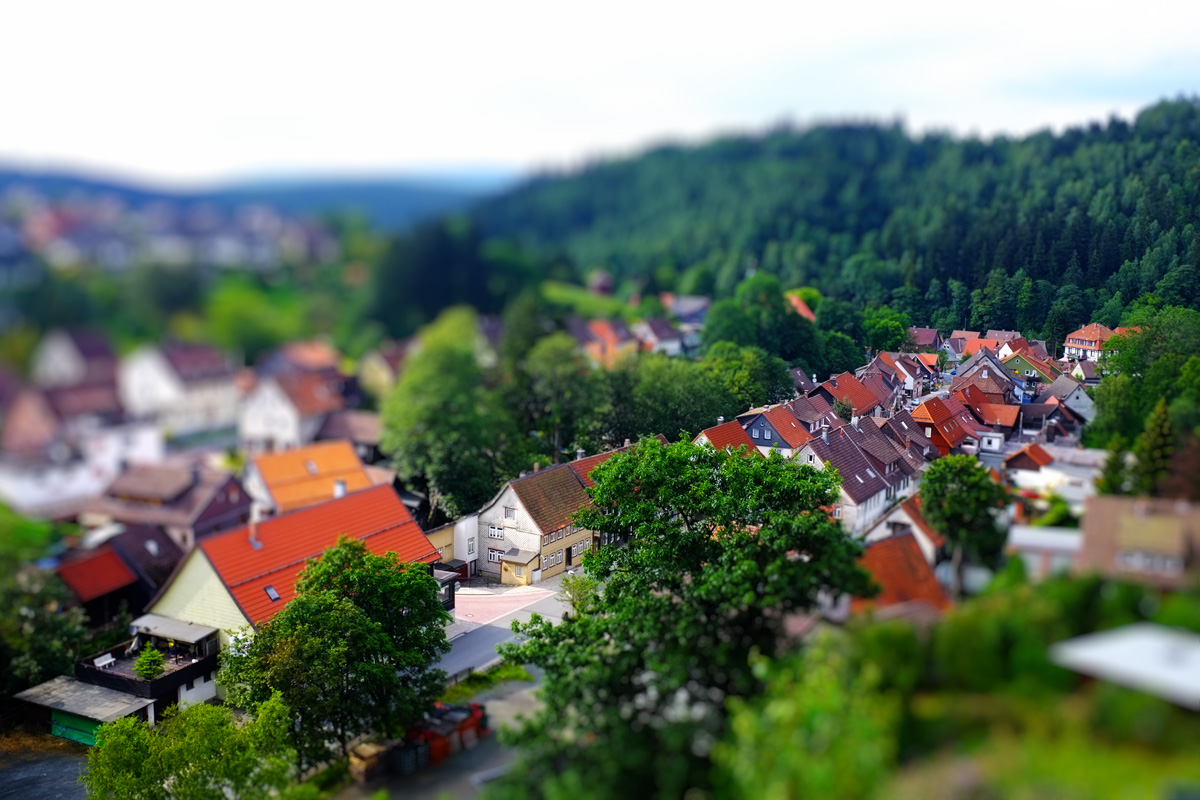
top-left (5, 0), bottom-right (1199, 186)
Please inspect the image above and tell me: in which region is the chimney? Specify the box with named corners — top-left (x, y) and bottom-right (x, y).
top-left (576, 448), bottom-right (586, 461)
top-left (717, 416), bottom-right (725, 425)
top-left (533, 463), bottom-right (541, 473)
top-left (624, 438), bottom-right (631, 447)
top-left (821, 430), bottom-right (829, 444)
top-left (333, 479), bottom-right (346, 498)
top-left (248, 504), bottom-right (262, 549)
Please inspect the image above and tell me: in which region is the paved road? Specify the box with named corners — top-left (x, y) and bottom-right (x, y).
top-left (439, 585), bottom-right (568, 676)
top-left (0, 753), bottom-right (87, 800)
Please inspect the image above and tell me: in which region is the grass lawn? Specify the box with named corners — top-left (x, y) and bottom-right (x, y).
top-left (887, 690), bottom-right (1200, 799)
top-left (440, 662), bottom-right (533, 705)
top-left (540, 281), bottom-right (631, 319)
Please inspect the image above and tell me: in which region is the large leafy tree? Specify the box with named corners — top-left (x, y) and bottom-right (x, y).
top-left (919, 455), bottom-right (1008, 598)
top-left (294, 536), bottom-right (450, 715)
top-left (493, 438), bottom-right (871, 800)
top-left (521, 332), bottom-right (606, 460)
top-left (700, 341), bottom-right (794, 409)
top-left (222, 539), bottom-right (450, 771)
top-left (82, 692), bottom-right (298, 800)
top-left (380, 306), bottom-right (525, 519)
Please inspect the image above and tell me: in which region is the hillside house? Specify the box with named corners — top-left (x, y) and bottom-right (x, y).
top-left (1063, 323), bottom-right (1116, 361)
top-left (118, 343), bottom-right (239, 437)
top-left (812, 372), bottom-right (889, 422)
top-left (633, 318), bottom-right (684, 356)
top-left (693, 419), bottom-right (757, 454)
top-left (910, 398), bottom-right (973, 457)
top-left (238, 371), bottom-right (346, 453)
top-left (30, 328), bottom-right (117, 389)
top-left (81, 465), bottom-right (251, 551)
top-left (862, 495), bottom-right (944, 565)
top-left (736, 405), bottom-right (813, 456)
top-left (795, 428), bottom-right (894, 535)
top-left (907, 327), bottom-right (942, 351)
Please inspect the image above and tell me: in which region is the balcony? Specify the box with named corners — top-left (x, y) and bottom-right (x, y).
top-left (76, 640), bottom-right (219, 700)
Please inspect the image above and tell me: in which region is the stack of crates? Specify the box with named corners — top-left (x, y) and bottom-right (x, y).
top-left (348, 741), bottom-right (389, 783)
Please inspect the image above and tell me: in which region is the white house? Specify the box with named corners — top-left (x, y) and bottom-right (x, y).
top-left (238, 372), bottom-right (345, 453)
top-left (118, 343), bottom-right (239, 437)
top-left (795, 429), bottom-right (894, 535)
top-left (0, 422), bottom-right (164, 519)
top-left (30, 329), bottom-right (117, 389)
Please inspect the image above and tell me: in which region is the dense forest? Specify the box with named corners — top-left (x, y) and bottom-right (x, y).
top-left (473, 98), bottom-right (1200, 345)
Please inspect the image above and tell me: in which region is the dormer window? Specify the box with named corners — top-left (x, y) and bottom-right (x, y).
top-left (265, 585), bottom-right (281, 602)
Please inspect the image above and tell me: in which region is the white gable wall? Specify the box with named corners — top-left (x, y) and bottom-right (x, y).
top-left (476, 484), bottom-right (540, 579)
top-left (31, 331), bottom-right (87, 388)
top-left (238, 380), bottom-right (301, 453)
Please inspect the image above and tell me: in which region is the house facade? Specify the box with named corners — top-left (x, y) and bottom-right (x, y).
top-left (30, 329), bottom-right (117, 389)
top-left (118, 344), bottom-right (239, 437)
top-left (476, 466), bottom-right (596, 585)
top-left (238, 372), bottom-right (345, 453)
top-left (1063, 323), bottom-right (1116, 361)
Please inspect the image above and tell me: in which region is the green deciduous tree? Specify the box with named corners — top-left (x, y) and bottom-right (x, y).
top-left (82, 692), bottom-right (298, 800)
top-left (701, 341), bottom-right (794, 409)
top-left (380, 306), bottom-right (525, 519)
top-left (1096, 436), bottom-right (1130, 495)
top-left (493, 439), bottom-right (871, 800)
top-left (222, 539), bottom-right (450, 772)
top-left (714, 636), bottom-right (898, 800)
top-left (522, 332), bottom-right (606, 460)
top-left (919, 455), bottom-right (1009, 598)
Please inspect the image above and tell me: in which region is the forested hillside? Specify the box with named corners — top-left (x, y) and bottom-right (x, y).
top-left (475, 99), bottom-right (1200, 344)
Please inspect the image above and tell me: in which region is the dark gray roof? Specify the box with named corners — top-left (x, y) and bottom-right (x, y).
top-left (805, 429), bottom-right (890, 505)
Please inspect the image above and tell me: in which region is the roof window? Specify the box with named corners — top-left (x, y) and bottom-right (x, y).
top-left (305, 460), bottom-right (318, 475)
top-left (265, 586), bottom-right (281, 602)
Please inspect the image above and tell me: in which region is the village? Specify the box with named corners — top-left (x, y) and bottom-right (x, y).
top-left (0, 293), bottom-right (1183, 797)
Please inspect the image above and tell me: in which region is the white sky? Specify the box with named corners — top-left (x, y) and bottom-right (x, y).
top-left (4, 0), bottom-right (1199, 186)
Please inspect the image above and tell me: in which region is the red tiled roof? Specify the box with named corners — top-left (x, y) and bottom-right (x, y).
top-left (57, 545), bottom-right (137, 603)
top-left (910, 398), bottom-right (969, 449)
top-left (908, 327), bottom-right (940, 347)
top-left (568, 437), bottom-right (666, 487)
top-left (275, 372), bottom-right (345, 417)
top-left (694, 420), bottom-right (757, 453)
top-left (961, 338), bottom-right (1001, 358)
top-left (898, 495), bottom-right (945, 547)
top-left (950, 330), bottom-right (980, 340)
top-left (1006, 443), bottom-right (1054, 469)
top-left (200, 485), bottom-right (435, 627)
top-left (762, 406), bottom-right (813, 448)
top-left (820, 372), bottom-right (882, 415)
top-left (852, 533), bottom-right (950, 614)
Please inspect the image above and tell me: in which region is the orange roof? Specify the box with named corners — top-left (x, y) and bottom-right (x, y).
top-left (954, 387), bottom-right (1020, 428)
top-left (951, 330), bottom-right (980, 340)
top-left (852, 533), bottom-right (950, 614)
top-left (694, 420), bottom-right (756, 453)
top-left (1064, 323), bottom-right (1116, 349)
top-left (1006, 443), bottom-right (1054, 468)
top-left (820, 372), bottom-right (882, 415)
top-left (911, 398), bottom-right (969, 448)
top-left (916, 353), bottom-right (940, 369)
top-left (57, 546), bottom-right (137, 603)
top-left (200, 485), bottom-right (436, 627)
top-left (961, 338), bottom-right (1001, 358)
top-left (787, 294), bottom-right (817, 323)
top-left (762, 406), bottom-right (813, 448)
top-left (569, 436), bottom-right (667, 487)
top-left (253, 440), bottom-right (374, 513)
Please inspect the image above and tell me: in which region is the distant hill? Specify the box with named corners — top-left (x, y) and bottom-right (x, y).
top-left (0, 165), bottom-right (518, 230)
top-left (472, 98), bottom-right (1200, 343)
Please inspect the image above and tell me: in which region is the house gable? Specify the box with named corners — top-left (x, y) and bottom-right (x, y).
top-left (149, 550), bottom-right (251, 649)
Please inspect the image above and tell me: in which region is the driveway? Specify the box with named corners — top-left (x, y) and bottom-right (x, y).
top-left (0, 752), bottom-right (87, 800)
top-left (335, 674), bottom-right (543, 800)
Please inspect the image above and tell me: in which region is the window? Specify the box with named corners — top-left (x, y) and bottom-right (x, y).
top-left (558, 549), bottom-right (563, 563)
top-left (467, 537), bottom-right (475, 555)
top-left (807, 454), bottom-right (814, 463)
top-left (504, 507), bottom-right (516, 519)
top-left (752, 428), bottom-right (760, 439)
top-left (571, 544), bottom-right (578, 557)
top-left (488, 549), bottom-right (504, 563)
top-left (832, 506), bottom-right (842, 519)
top-left (515, 566), bottom-right (523, 577)
top-left (543, 534), bottom-right (549, 546)
top-left (186, 679), bottom-right (194, 691)
top-left (265, 585), bottom-right (281, 602)
top-left (925, 427), bottom-right (932, 437)
top-left (488, 525), bottom-right (504, 539)
top-left (542, 556), bottom-right (548, 570)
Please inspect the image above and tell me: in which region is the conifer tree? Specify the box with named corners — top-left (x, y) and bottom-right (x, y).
top-left (1132, 398), bottom-right (1175, 496)
top-left (1096, 435), bottom-right (1129, 495)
